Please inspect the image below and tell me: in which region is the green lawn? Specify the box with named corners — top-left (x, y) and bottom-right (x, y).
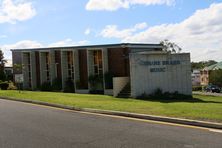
top-left (0, 90), bottom-right (222, 123)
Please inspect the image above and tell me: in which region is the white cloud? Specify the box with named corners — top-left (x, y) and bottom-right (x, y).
top-left (134, 22), bottom-right (148, 30)
top-left (86, 0), bottom-right (175, 11)
top-left (5, 59), bottom-right (12, 67)
top-left (1, 40), bottom-right (42, 61)
top-left (84, 28), bottom-right (91, 35)
top-left (0, 0), bottom-right (36, 24)
top-left (86, 0), bottom-right (129, 11)
top-left (100, 22), bottom-right (148, 38)
top-left (99, 3), bottom-right (222, 62)
top-left (3, 40), bottom-right (43, 50)
top-left (129, 0), bottom-right (174, 6)
top-left (48, 39), bottom-right (89, 47)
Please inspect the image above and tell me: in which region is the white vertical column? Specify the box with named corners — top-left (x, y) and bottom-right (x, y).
top-left (30, 51), bottom-right (37, 90)
top-left (39, 52), bottom-right (47, 84)
top-left (102, 48), bottom-right (108, 73)
top-left (50, 50), bottom-right (56, 83)
top-left (87, 49), bottom-right (94, 90)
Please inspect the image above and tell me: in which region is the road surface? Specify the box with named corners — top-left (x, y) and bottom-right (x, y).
top-left (0, 99), bottom-right (222, 148)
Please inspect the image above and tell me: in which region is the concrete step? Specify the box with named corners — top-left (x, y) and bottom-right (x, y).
top-left (117, 82), bottom-right (131, 98)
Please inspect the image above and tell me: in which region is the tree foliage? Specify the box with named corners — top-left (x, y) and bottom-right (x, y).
top-left (160, 39), bottom-right (182, 53)
top-left (191, 60), bottom-right (217, 71)
top-left (209, 70), bottom-right (222, 87)
top-left (0, 49), bottom-right (7, 81)
top-left (0, 49), bottom-right (6, 69)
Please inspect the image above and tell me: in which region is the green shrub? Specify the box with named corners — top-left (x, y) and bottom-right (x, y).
top-left (153, 88), bottom-right (163, 96)
top-left (0, 82), bottom-right (9, 90)
top-left (40, 81), bottom-right (52, 91)
top-left (88, 74), bottom-right (103, 85)
top-left (88, 74), bottom-right (103, 92)
top-left (192, 86), bottom-right (202, 91)
top-left (6, 74), bottom-right (13, 81)
top-left (137, 88), bottom-right (192, 100)
top-left (7, 81), bottom-right (17, 90)
top-left (63, 79), bottom-right (75, 93)
top-left (0, 70), bottom-right (6, 81)
top-left (104, 72), bottom-right (114, 89)
top-left (51, 78), bottom-right (62, 91)
top-left (209, 69), bottom-right (222, 87)
top-left (76, 80), bottom-right (87, 89)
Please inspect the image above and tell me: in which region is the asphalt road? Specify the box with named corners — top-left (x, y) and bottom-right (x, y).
top-left (0, 99), bottom-right (222, 148)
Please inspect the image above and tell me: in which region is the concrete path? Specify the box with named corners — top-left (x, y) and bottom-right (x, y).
top-left (193, 91), bottom-right (222, 97)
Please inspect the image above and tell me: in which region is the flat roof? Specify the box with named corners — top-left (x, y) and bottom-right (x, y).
top-left (11, 43), bottom-right (163, 51)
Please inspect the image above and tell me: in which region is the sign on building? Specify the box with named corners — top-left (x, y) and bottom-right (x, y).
top-left (15, 74), bottom-right (24, 83)
top-left (130, 52), bottom-right (192, 98)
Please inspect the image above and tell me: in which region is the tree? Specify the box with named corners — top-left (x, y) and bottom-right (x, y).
top-left (160, 39), bottom-right (182, 53)
top-left (209, 70), bottom-right (222, 87)
top-left (13, 63), bottom-right (23, 72)
top-left (191, 60), bottom-right (217, 71)
top-left (0, 49), bottom-right (7, 81)
top-left (205, 60), bottom-right (217, 67)
top-left (0, 49), bottom-right (6, 69)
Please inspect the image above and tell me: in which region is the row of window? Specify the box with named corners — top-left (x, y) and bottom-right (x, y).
top-left (24, 50), bottom-right (103, 85)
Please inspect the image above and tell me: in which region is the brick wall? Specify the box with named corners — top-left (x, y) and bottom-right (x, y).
top-left (108, 48), bottom-right (130, 77)
top-left (78, 50), bottom-right (88, 89)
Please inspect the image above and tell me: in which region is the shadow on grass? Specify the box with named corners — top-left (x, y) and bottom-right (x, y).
top-left (135, 97), bottom-right (222, 104)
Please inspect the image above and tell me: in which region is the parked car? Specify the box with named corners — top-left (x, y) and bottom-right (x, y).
top-left (205, 85), bottom-right (221, 93)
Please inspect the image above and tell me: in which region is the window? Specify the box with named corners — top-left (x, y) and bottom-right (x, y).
top-left (5, 70), bottom-right (12, 75)
top-left (67, 51), bottom-right (74, 80)
top-left (93, 50), bottom-right (103, 75)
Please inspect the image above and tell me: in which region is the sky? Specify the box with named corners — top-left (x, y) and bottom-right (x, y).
top-left (0, 0), bottom-right (222, 66)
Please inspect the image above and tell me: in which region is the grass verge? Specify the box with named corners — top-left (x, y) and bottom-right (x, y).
top-left (0, 90), bottom-right (222, 123)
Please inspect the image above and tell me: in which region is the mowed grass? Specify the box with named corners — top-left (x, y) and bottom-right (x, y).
top-left (0, 90), bottom-right (222, 123)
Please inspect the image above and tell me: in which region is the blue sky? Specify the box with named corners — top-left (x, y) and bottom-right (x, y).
top-left (0, 0), bottom-right (222, 64)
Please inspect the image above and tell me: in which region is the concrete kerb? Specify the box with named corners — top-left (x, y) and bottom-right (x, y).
top-left (1, 96), bottom-right (222, 130)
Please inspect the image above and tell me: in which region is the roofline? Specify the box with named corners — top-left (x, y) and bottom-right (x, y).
top-left (11, 43), bottom-right (163, 51)
top-left (203, 61), bottom-right (222, 70)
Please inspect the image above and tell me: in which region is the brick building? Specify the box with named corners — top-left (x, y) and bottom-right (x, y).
top-left (12, 43), bottom-right (192, 97)
top-left (200, 61), bottom-right (222, 86)
top-left (12, 43), bottom-right (163, 96)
